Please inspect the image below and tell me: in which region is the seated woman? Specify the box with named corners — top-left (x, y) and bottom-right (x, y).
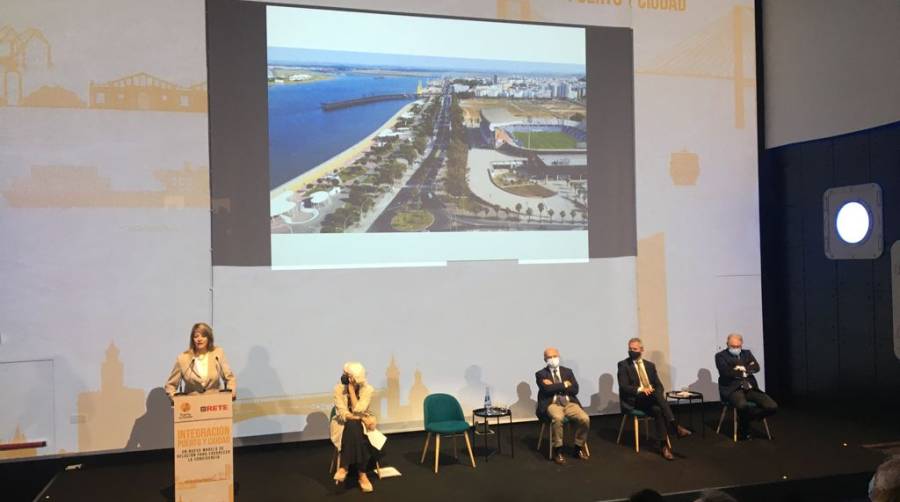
top-left (164, 323), bottom-right (236, 400)
top-left (331, 362), bottom-right (385, 493)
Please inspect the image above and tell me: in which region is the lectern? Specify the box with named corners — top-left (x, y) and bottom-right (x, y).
top-left (173, 392), bottom-right (233, 502)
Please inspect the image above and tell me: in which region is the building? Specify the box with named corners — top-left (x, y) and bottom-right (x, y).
top-left (89, 72), bottom-right (207, 112)
top-left (479, 107), bottom-right (520, 145)
top-left (76, 343), bottom-right (144, 452)
top-left (384, 356), bottom-right (429, 422)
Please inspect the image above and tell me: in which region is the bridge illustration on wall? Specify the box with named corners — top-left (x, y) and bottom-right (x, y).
top-left (636, 5), bottom-right (755, 129)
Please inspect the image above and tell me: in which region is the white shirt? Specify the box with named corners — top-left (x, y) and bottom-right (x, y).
top-left (192, 352), bottom-right (209, 382)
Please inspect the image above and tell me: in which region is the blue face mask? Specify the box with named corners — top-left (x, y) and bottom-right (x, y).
top-left (728, 348), bottom-right (742, 356)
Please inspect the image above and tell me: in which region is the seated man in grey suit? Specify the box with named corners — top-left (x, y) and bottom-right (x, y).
top-left (715, 333), bottom-right (777, 440)
top-left (535, 347), bottom-right (591, 464)
top-left (617, 337), bottom-right (691, 460)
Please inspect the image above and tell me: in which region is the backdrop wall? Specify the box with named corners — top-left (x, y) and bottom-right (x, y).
top-left (762, 0), bottom-right (900, 148)
top-left (759, 121), bottom-right (900, 400)
top-left (1, 0), bottom-right (761, 460)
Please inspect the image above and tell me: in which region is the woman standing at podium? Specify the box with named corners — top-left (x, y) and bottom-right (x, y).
top-left (331, 361), bottom-right (384, 493)
top-left (165, 323), bottom-right (236, 400)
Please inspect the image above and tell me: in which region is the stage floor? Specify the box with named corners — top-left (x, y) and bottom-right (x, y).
top-left (26, 404), bottom-right (899, 502)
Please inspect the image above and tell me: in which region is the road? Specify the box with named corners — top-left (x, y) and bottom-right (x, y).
top-left (368, 82), bottom-right (454, 232)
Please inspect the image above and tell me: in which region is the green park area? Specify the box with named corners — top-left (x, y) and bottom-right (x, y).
top-left (391, 209), bottom-right (434, 231)
top-left (513, 131), bottom-right (577, 149)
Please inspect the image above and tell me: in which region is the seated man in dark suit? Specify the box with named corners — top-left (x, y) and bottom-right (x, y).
top-left (535, 347), bottom-right (591, 465)
top-left (715, 333), bottom-right (777, 440)
top-left (617, 337), bottom-right (691, 460)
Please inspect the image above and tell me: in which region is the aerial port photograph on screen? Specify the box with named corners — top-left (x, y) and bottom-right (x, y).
top-left (267, 6), bottom-right (588, 235)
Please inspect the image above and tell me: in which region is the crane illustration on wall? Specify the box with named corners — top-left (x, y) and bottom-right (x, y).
top-left (0, 25), bottom-right (52, 106)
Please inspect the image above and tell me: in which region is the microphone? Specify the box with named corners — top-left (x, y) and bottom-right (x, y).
top-left (188, 358), bottom-right (205, 393)
top-left (216, 356), bottom-right (228, 392)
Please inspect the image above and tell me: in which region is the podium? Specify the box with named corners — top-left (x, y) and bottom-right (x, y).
top-left (173, 392), bottom-right (234, 502)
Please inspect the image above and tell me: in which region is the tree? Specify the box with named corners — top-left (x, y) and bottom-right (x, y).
top-left (361, 198), bottom-right (374, 215)
top-left (570, 210), bottom-right (576, 223)
top-left (413, 135), bottom-right (427, 154)
top-left (515, 202), bottom-right (523, 215)
top-left (560, 210), bottom-right (567, 222)
top-left (398, 143), bottom-right (417, 164)
top-left (525, 207), bottom-right (533, 222)
top-left (537, 202), bottom-right (545, 222)
top-left (547, 208), bottom-right (555, 222)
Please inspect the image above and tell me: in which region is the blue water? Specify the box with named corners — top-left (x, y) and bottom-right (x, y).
top-left (268, 74), bottom-right (422, 190)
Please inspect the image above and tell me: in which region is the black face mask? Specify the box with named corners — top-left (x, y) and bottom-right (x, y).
top-left (340, 374), bottom-right (350, 385)
top-left (628, 351), bottom-right (641, 360)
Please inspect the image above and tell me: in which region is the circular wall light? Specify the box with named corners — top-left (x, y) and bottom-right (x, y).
top-left (835, 201), bottom-right (871, 244)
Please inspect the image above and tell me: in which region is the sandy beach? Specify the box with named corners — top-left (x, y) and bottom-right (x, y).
top-left (270, 100), bottom-right (418, 198)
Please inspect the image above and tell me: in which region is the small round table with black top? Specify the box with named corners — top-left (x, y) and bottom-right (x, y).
top-left (665, 390), bottom-right (705, 437)
top-left (471, 407), bottom-right (514, 461)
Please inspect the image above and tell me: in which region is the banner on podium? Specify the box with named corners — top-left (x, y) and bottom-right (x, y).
top-left (173, 392), bottom-right (234, 502)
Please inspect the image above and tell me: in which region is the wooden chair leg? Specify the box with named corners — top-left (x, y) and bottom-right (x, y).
top-left (329, 447), bottom-right (338, 473)
top-left (537, 423), bottom-right (545, 451)
top-left (583, 440), bottom-right (590, 456)
top-left (763, 418), bottom-right (772, 440)
top-left (633, 416), bottom-right (640, 453)
top-left (434, 434), bottom-right (441, 474)
top-left (453, 435), bottom-right (459, 459)
top-left (716, 406), bottom-right (727, 434)
top-left (420, 432), bottom-right (431, 464)
top-left (666, 436), bottom-right (672, 449)
top-left (463, 431), bottom-right (476, 468)
top-left (616, 415), bottom-right (626, 444)
top-left (732, 407), bottom-right (738, 442)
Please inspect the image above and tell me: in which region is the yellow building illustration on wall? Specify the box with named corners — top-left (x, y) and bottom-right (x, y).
top-left (89, 72), bottom-right (207, 113)
top-left (0, 426), bottom-right (39, 460)
top-left (385, 356), bottom-right (429, 422)
top-left (77, 343), bottom-right (145, 452)
top-left (233, 356), bottom-right (428, 426)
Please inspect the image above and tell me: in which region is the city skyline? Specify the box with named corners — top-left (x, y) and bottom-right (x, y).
top-left (267, 5), bottom-right (585, 66)
top-left (268, 47), bottom-right (585, 76)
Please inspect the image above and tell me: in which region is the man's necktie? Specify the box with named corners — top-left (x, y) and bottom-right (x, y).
top-left (553, 369), bottom-right (567, 405)
top-left (637, 361), bottom-right (651, 391)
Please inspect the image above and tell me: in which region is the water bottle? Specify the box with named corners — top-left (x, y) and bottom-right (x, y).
top-left (484, 387), bottom-right (492, 411)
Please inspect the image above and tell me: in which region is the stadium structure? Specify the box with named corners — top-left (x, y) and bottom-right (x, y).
top-left (479, 108), bottom-right (587, 178)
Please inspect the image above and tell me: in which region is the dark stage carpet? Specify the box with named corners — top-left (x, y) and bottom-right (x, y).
top-left (8, 404), bottom-right (898, 502)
